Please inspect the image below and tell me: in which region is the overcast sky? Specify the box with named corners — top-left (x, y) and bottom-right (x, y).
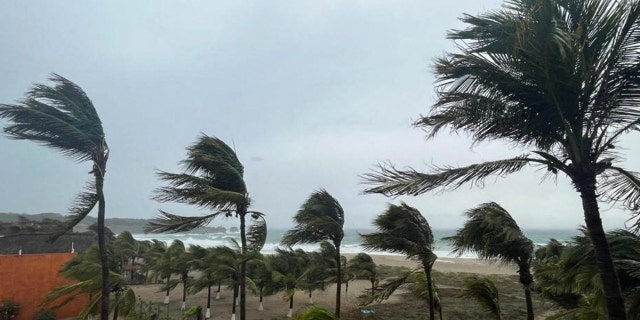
top-left (0, 1), bottom-right (637, 231)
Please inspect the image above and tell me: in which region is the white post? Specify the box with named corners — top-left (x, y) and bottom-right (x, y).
top-left (309, 297), bottom-right (313, 304)
top-left (181, 301), bottom-right (186, 310)
top-left (216, 292), bottom-right (220, 300)
top-left (205, 308), bottom-right (211, 319)
top-left (164, 295), bottom-right (170, 304)
top-left (287, 308), bottom-right (293, 318)
top-left (258, 302), bottom-right (264, 311)
top-left (231, 313), bottom-right (236, 320)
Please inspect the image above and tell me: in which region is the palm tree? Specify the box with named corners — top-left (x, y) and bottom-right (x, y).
top-left (145, 134), bottom-right (261, 320)
top-left (149, 239), bottom-right (186, 304)
top-left (361, 1), bottom-right (640, 318)
top-left (190, 246), bottom-right (223, 319)
top-left (0, 74), bottom-right (110, 320)
top-left (444, 202), bottom-right (534, 319)
top-left (346, 253), bottom-right (377, 297)
top-left (360, 202), bottom-right (437, 320)
top-left (281, 189), bottom-right (345, 317)
top-left (270, 247), bottom-right (311, 318)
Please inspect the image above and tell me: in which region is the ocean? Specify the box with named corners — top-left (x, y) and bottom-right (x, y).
top-left (131, 228), bottom-right (581, 259)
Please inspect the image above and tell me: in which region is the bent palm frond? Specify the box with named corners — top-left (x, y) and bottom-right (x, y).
top-left (361, 155), bottom-right (545, 196)
top-left (144, 210), bottom-right (222, 233)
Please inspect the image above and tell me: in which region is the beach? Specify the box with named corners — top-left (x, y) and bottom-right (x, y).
top-left (132, 254), bottom-right (517, 319)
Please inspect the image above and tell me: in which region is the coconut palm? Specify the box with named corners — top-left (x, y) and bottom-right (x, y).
top-left (0, 74), bottom-right (110, 320)
top-left (270, 247), bottom-right (311, 318)
top-left (145, 134), bottom-right (262, 320)
top-left (444, 202), bottom-right (535, 319)
top-left (281, 189), bottom-right (345, 317)
top-left (149, 239), bottom-right (186, 304)
top-left (190, 246), bottom-right (223, 319)
top-left (360, 202), bottom-right (437, 320)
top-left (346, 253), bottom-right (377, 297)
top-left (361, 1), bottom-right (640, 318)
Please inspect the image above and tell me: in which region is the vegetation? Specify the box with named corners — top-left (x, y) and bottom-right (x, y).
top-left (444, 202), bottom-right (534, 319)
top-left (145, 134), bottom-right (262, 320)
top-left (460, 276), bottom-right (502, 320)
top-left (362, 0), bottom-right (640, 318)
top-left (360, 202), bottom-right (438, 319)
top-left (0, 299), bottom-right (19, 320)
top-left (282, 189), bottom-right (345, 317)
top-left (0, 74), bottom-right (111, 320)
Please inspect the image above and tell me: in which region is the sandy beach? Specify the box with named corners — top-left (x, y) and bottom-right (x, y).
top-left (132, 254), bottom-right (515, 319)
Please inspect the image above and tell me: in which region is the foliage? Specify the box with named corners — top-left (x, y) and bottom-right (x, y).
top-left (292, 306), bottom-right (338, 320)
top-left (282, 189), bottom-right (345, 316)
top-left (460, 276), bottom-right (501, 320)
top-left (33, 309), bottom-right (56, 320)
top-left (445, 202), bottom-right (534, 319)
top-left (360, 203), bottom-right (437, 319)
top-left (361, 0), bottom-right (640, 317)
top-left (0, 299), bottom-right (18, 320)
top-left (534, 229), bottom-right (640, 319)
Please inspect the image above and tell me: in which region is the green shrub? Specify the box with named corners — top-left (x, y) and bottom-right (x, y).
top-left (292, 306), bottom-right (337, 320)
top-left (0, 299), bottom-right (19, 320)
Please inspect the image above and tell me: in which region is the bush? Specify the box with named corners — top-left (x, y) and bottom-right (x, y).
top-left (292, 306), bottom-right (337, 320)
top-left (0, 299), bottom-right (19, 320)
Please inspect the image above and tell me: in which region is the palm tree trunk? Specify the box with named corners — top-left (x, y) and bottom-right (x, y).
top-left (424, 265), bottom-right (435, 320)
top-left (335, 241), bottom-right (341, 317)
top-left (96, 170), bottom-right (109, 320)
top-left (578, 178), bottom-right (627, 320)
top-left (232, 282), bottom-right (238, 316)
top-left (206, 284), bottom-right (212, 319)
top-left (112, 291), bottom-right (120, 320)
top-left (370, 278), bottom-right (375, 297)
top-left (239, 211), bottom-right (248, 320)
top-left (182, 275), bottom-right (187, 310)
top-left (517, 262), bottom-right (534, 320)
top-left (288, 295), bottom-right (294, 318)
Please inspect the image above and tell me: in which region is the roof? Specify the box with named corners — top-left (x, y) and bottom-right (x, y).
top-left (0, 233), bottom-right (95, 255)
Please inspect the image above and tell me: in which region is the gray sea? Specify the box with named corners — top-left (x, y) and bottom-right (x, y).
top-left (132, 228), bottom-right (580, 259)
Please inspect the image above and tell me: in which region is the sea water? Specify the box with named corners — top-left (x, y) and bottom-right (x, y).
top-left (132, 228), bottom-right (580, 259)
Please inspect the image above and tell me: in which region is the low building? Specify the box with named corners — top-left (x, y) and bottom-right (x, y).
top-left (0, 233), bottom-right (94, 320)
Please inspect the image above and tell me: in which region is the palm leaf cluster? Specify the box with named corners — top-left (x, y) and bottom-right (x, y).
top-left (534, 229), bottom-right (640, 319)
top-left (360, 203), bottom-right (438, 319)
top-left (460, 276), bottom-right (502, 320)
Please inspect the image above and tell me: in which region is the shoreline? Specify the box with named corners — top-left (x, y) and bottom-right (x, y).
top-left (345, 253), bottom-right (515, 275)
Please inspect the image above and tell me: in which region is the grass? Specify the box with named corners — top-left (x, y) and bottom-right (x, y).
top-left (338, 269), bottom-right (557, 320)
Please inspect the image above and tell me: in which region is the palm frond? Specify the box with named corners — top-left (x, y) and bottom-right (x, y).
top-left (360, 270), bottom-right (416, 305)
top-left (49, 180), bottom-right (98, 241)
top-left (445, 202), bottom-right (533, 264)
top-left (362, 155), bottom-right (544, 197)
top-left (247, 213), bottom-right (267, 253)
top-left (599, 167), bottom-right (640, 228)
top-left (0, 74), bottom-right (105, 162)
top-left (144, 210), bottom-right (222, 233)
top-left (282, 189), bottom-right (344, 246)
top-left (460, 276), bottom-right (501, 320)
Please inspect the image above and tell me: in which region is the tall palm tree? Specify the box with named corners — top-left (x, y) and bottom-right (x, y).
top-left (0, 74), bottom-right (110, 320)
top-left (281, 189), bottom-right (345, 317)
top-left (444, 202), bottom-right (534, 319)
top-left (361, 1), bottom-right (640, 318)
top-left (360, 202), bottom-right (437, 320)
top-left (145, 134), bottom-right (260, 320)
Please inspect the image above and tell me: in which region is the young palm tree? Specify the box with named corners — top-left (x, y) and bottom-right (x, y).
top-left (190, 246), bottom-right (222, 319)
top-left (0, 74), bottom-right (110, 320)
top-left (360, 202), bottom-right (438, 320)
top-left (270, 247), bottom-right (311, 318)
top-left (145, 134), bottom-right (260, 320)
top-left (281, 189), bottom-right (345, 317)
top-left (361, 1), bottom-right (640, 318)
top-left (444, 202), bottom-right (534, 319)
top-left (346, 253), bottom-right (377, 297)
